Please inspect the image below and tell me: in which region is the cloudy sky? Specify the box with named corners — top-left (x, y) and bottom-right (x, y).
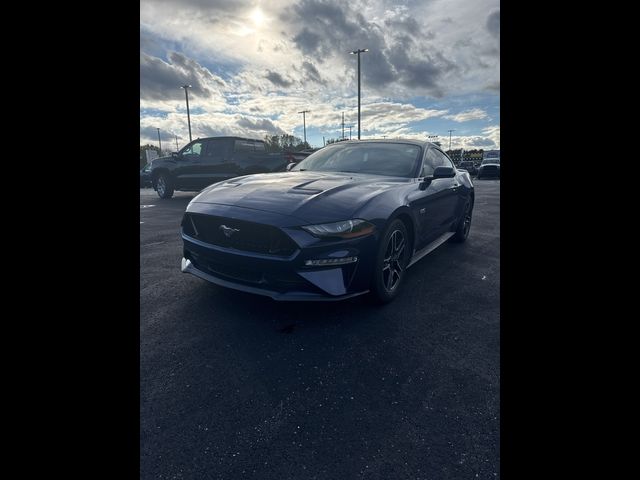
top-left (140, 0), bottom-right (499, 151)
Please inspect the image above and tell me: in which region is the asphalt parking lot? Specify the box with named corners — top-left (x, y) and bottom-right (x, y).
top-left (140, 179), bottom-right (500, 479)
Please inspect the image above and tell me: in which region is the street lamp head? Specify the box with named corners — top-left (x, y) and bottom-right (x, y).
top-left (181, 84), bottom-right (192, 89)
top-left (350, 48), bottom-right (369, 54)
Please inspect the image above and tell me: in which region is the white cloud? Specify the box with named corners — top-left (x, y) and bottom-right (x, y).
top-left (443, 108), bottom-right (488, 122)
top-left (139, 0), bottom-right (499, 147)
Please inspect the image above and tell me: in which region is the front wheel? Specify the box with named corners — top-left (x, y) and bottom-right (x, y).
top-left (370, 219), bottom-right (410, 304)
top-left (155, 173), bottom-right (174, 199)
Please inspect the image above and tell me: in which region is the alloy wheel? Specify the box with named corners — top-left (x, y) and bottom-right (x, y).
top-left (382, 229), bottom-right (406, 292)
top-left (157, 176), bottom-right (165, 196)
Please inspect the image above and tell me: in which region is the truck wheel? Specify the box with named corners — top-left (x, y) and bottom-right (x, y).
top-left (155, 173), bottom-right (174, 199)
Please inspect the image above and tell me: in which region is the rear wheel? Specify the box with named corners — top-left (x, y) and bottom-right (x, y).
top-left (370, 219), bottom-right (410, 304)
top-left (155, 173), bottom-right (174, 199)
top-left (450, 198), bottom-right (472, 243)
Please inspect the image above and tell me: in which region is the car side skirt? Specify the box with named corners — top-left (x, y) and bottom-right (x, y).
top-left (407, 232), bottom-right (455, 269)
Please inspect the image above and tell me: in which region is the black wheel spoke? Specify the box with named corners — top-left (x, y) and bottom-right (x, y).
top-left (381, 228), bottom-right (406, 292)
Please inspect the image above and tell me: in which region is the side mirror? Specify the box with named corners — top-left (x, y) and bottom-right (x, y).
top-left (286, 162), bottom-right (295, 171)
top-left (171, 151), bottom-right (179, 158)
top-left (433, 166), bottom-right (456, 179)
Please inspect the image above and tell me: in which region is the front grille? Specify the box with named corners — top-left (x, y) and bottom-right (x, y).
top-left (182, 213), bottom-right (298, 256)
top-left (186, 252), bottom-right (324, 294)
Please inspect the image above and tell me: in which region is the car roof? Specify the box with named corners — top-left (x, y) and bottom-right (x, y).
top-left (326, 139), bottom-right (435, 148)
top-left (193, 136), bottom-right (265, 142)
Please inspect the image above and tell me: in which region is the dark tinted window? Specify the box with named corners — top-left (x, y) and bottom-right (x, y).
top-left (234, 140), bottom-right (264, 153)
top-left (205, 139), bottom-right (232, 159)
top-left (292, 143), bottom-right (421, 178)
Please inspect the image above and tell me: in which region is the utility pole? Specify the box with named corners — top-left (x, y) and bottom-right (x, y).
top-left (157, 128), bottom-right (162, 154)
top-left (347, 125), bottom-right (353, 140)
top-left (350, 48), bottom-right (369, 139)
top-left (298, 110), bottom-right (310, 146)
top-left (342, 112), bottom-right (345, 140)
top-left (181, 85), bottom-right (192, 142)
top-left (175, 135), bottom-right (179, 151)
top-left (448, 129), bottom-right (455, 150)
top-left (323, 136), bottom-right (325, 147)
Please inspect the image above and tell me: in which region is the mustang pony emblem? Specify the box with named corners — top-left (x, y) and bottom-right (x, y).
top-left (219, 225), bottom-right (240, 238)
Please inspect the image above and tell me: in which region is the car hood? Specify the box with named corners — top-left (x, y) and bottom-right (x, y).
top-left (190, 171), bottom-right (410, 223)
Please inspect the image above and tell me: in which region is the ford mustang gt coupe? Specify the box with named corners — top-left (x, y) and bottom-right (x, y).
top-left (180, 140), bottom-right (474, 303)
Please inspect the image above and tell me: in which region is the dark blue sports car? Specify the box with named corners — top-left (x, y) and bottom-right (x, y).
top-left (180, 140), bottom-right (474, 303)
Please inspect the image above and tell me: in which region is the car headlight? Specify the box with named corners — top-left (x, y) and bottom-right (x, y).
top-left (301, 219), bottom-right (376, 239)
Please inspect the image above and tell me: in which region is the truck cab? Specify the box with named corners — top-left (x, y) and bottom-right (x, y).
top-left (150, 136), bottom-right (289, 199)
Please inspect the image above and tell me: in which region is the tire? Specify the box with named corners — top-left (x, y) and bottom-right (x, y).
top-left (155, 173), bottom-right (174, 199)
top-left (370, 219), bottom-right (410, 304)
top-left (450, 198), bottom-right (473, 243)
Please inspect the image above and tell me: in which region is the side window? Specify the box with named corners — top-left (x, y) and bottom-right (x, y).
top-left (433, 149), bottom-right (454, 169)
top-left (234, 140), bottom-right (255, 153)
top-left (421, 148), bottom-right (439, 177)
top-left (253, 142), bottom-right (266, 153)
top-left (205, 139), bottom-right (231, 160)
top-left (182, 141), bottom-right (204, 156)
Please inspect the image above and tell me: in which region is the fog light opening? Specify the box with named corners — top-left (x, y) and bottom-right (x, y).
top-left (304, 256), bottom-right (358, 267)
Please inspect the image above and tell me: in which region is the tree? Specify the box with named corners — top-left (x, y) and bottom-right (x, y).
top-left (325, 137), bottom-right (348, 145)
top-left (263, 134), bottom-right (309, 153)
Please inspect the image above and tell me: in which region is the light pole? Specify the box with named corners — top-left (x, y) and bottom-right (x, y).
top-left (175, 135), bottom-right (179, 151)
top-left (298, 110), bottom-right (310, 146)
top-left (157, 128), bottom-right (162, 154)
top-left (350, 48), bottom-right (368, 139)
top-left (181, 85), bottom-right (192, 143)
top-left (448, 129), bottom-right (455, 150)
top-left (346, 125), bottom-right (353, 140)
top-left (341, 112), bottom-right (345, 140)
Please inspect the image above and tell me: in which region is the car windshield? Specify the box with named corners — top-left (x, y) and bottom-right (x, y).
top-left (292, 142), bottom-right (421, 178)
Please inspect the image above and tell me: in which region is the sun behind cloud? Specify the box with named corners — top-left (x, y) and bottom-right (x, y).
top-left (249, 7), bottom-right (265, 27)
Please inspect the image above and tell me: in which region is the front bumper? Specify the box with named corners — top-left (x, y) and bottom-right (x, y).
top-left (182, 257), bottom-right (368, 301)
top-left (180, 204), bottom-right (378, 301)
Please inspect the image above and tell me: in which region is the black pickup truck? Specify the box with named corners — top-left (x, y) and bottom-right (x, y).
top-left (149, 136), bottom-right (295, 199)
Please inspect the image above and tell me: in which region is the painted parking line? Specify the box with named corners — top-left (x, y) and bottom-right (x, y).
top-left (142, 241), bottom-right (165, 247)
top-left (140, 205), bottom-right (156, 209)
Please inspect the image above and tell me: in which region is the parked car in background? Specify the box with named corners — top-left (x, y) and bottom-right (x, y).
top-left (284, 148), bottom-right (320, 164)
top-left (477, 157), bottom-right (500, 179)
top-left (150, 137), bottom-right (293, 199)
top-left (180, 140), bottom-right (474, 303)
top-left (140, 163), bottom-right (153, 188)
top-left (458, 160), bottom-right (478, 176)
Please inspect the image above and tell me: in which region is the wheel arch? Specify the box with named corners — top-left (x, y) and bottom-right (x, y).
top-left (386, 206), bottom-right (416, 259)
